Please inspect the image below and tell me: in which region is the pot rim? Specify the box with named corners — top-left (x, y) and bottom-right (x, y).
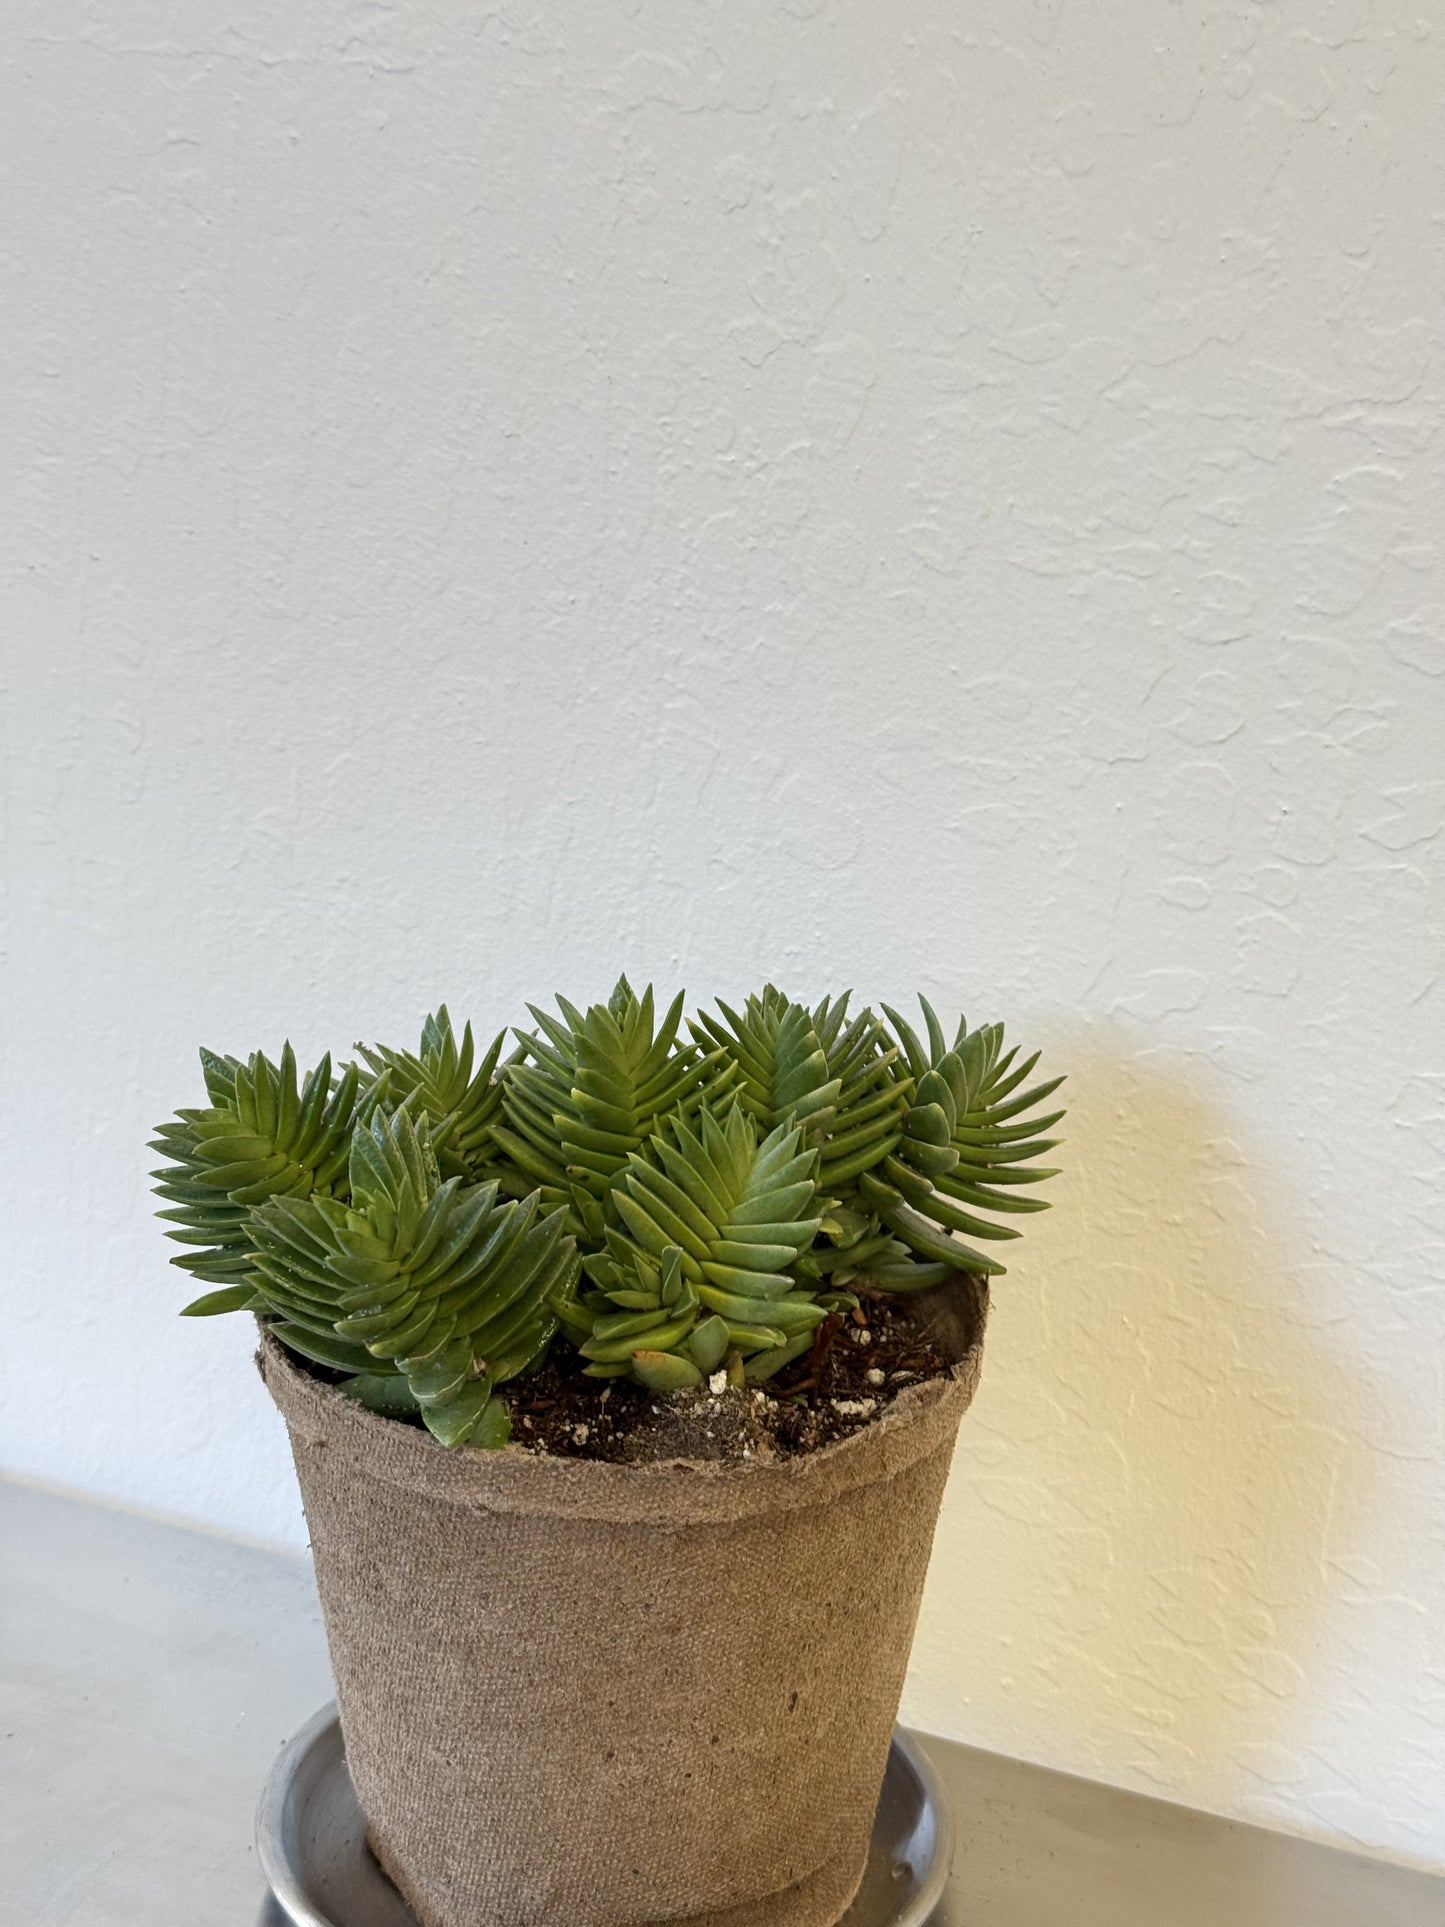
top-left (258, 1275), bottom-right (987, 1526)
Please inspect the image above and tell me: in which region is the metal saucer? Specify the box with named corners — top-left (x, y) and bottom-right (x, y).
top-left (257, 1703), bottom-right (952, 1927)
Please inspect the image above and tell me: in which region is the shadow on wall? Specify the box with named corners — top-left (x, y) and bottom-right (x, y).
top-left (905, 1029), bottom-right (1378, 1828)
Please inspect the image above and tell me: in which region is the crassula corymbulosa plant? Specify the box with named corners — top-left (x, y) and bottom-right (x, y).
top-left (152, 981), bottom-right (1063, 1447)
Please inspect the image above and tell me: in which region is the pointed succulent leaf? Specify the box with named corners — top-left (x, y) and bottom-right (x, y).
top-left (632, 1350), bottom-right (704, 1393)
top-left (151, 1047), bottom-right (364, 1290)
top-left (243, 1107), bottom-right (574, 1444)
top-left (156, 985), bottom-right (1066, 1422)
top-left (813, 1005), bottom-right (911, 1195)
top-left (852, 999), bottom-right (1064, 1277)
top-left (743, 1332), bottom-right (815, 1383)
top-left (357, 1006), bottom-right (515, 1183)
top-left (688, 1315), bottom-right (730, 1374)
top-left (690, 987), bottom-right (841, 1140)
top-left (500, 982), bottom-right (737, 1231)
top-left (339, 1374), bottom-right (423, 1417)
top-left (180, 1284), bottom-right (264, 1317)
top-left (571, 1106), bottom-right (828, 1387)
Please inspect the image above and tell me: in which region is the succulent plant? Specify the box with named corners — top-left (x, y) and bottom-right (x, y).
top-left (491, 978), bottom-right (730, 1228)
top-left (846, 999), bottom-right (1064, 1288)
top-left (152, 979), bottom-right (1062, 1442)
top-left (558, 1105), bottom-right (848, 1391)
top-left (245, 1106), bottom-right (576, 1446)
top-left (151, 1045), bottom-right (364, 1294)
top-left (355, 1005), bottom-right (515, 1186)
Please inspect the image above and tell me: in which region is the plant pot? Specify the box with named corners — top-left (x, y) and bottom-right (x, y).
top-left (258, 1275), bottom-right (987, 1927)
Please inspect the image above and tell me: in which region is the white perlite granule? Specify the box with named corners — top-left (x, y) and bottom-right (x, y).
top-left (830, 1397), bottom-right (877, 1417)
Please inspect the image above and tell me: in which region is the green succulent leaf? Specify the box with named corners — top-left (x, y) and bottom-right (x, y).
top-left (496, 979), bottom-right (732, 1225)
top-left (688, 1315), bottom-right (731, 1374)
top-left (859, 1170), bottom-right (1005, 1275)
top-left (270, 1322), bottom-right (380, 1374)
top-left (619, 1106), bottom-right (821, 1288)
top-left (339, 1372), bottom-right (423, 1417)
top-left (743, 1332), bottom-right (815, 1383)
top-left (571, 1106), bottom-right (824, 1386)
top-left (690, 987), bottom-right (840, 1140)
top-left (155, 984), bottom-right (1065, 1438)
top-left (151, 1046), bottom-right (364, 1287)
top-left (421, 1375), bottom-right (508, 1447)
top-left (861, 998), bottom-right (1065, 1274)
top-left (180, 1284), bottom-right (265, 1317)
top-left (632, 1349), bottom-right (705, 1393)
top-left (811, 995), bottom-right (911, 1195)
top-left (357, 1006), bottom-right (516, 1183)
top-left (246, 1107), bottom-right (577, 1445)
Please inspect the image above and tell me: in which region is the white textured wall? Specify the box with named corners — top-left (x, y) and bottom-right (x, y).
top-left (3, 0), bottom-right (1442, 1873)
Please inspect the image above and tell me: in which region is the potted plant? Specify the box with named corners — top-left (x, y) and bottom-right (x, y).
top-left (152, 980), bottom-right (1063, 1927)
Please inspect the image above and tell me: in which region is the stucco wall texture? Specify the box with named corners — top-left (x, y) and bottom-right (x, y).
top-left (3, 0), bottom-right (1442, 1873)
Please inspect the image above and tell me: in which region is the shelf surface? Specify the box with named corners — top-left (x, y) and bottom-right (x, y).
top-left (3, 1475), bottom-right (1440, 1927)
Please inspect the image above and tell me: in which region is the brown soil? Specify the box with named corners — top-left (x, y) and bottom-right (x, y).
top-left (289, 1291), bottom-right (958, 1462)
top-left (511, 1292), bottom-right (951, 1463)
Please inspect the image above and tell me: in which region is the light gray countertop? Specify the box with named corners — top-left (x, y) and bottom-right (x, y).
top-left (3, 1476), bottom-right (1441, 1927)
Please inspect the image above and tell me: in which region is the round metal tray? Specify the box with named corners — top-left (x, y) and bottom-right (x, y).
top-left (257, 1703), bottom-right (952, 1927)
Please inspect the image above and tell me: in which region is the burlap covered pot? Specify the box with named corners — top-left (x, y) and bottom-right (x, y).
top-left (259, 1275), bottom-right (987, 1927)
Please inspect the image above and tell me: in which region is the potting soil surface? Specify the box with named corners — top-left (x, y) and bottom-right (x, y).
top-left (509, 1289), bottom-right (952, 1462)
